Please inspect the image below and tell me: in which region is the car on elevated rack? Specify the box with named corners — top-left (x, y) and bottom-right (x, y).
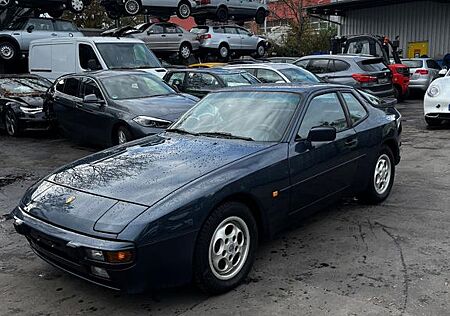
top-left (163, 67), bottom-right (260, 98)
top-left (424, 70), bottom-right (450, 126)
top-left (13, 83), bottom-right (401, 294)
top-left (45, 70), bottom-right (198, 146)
top-left (100, 0), bottom-right (197, 19)
top-left (0, 74), bottom-right (52, 136)
top-left (0, 0), bottom-right (91, 16)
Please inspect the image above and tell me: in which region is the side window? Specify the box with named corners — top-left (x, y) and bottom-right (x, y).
top-left (256, 69), bottom-right (284, 83)
top-left (166, 72), bottom-right (186, 86)
top-left (427, 60), bottom-right (441, 70)
top-left (307, 59), bottom-right (330, 74)
top-left (333, 60), bottom-right (350, 72)
top-left (81, 78), bottom-right (103, 100)
top-left (26, 19), bottom-right (54, 31)
top-left (213, 27), bottom-right (224, 34)
top-left (237, 28), bottom-right (250, 35)
top-left (55, 78), bottom-right (65, 93)
top-left (224, 27), bottom-right (238, 34)
top-left (148, 24), bottom-right (164, 34)
top-left (176, 26), bottom-right (184, 34)
top-left (62, 77), bottom-right (80, 97)
top-left (79, 44), bottom-right (101, 70)
top-left (165, 25), bottom-right (178, 33)
top-left (295, 59), bottom-right (309, 69)
top-left (342, 93), bottom-right (367, 124)
top-left (186, 73), bottom-right (220, 90)
top-left (298, 93), bottom-right (348, 139)
top-left (243, 68), bottom-right (257, 76)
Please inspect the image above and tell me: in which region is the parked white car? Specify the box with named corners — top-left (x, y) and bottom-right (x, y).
top-left (192, 0), bottom-right (268, 24)
top-left (101, 0), bottom-right (196, 19)
top-left (29, 37), bottom-right (167, 81)
top-left (424, 71), bottom-right (450, 126)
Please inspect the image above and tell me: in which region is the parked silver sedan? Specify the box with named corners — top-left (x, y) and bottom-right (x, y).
top-left (402, 58), bottom-right (442, 91)
top-left (130, 22), bottom-right (200, 60)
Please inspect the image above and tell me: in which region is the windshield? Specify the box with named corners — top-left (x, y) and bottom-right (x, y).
top-left (101, 73), bottom-right (174, 100)
top-left (401, 60), bottom-right (424, 68)
top-left (0, 77), bottom-right (51, 96)
top-left (96, 43), bottom-right (162, 69)
top-left (171, 91), bottom-right (301, 142)
top-left (278, 67), bottom-right (320, 83)
top-left (220, 73), bottom-right (258, 87)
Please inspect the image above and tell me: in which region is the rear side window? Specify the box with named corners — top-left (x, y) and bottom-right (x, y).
top-left (186, 72), bottom-right (220, 89)
top-left (63, 77), bottom-right (80, 97)
top-left (166, 72), bottom-right (186, 86)
top-left (25, 18), bottom-right (54, 31)
top-left (358, 59), bottom-right (388, 72)
top-left (165, 25), bottom-right (178, 33)
top-left (224, 27), bottom-right (238, 34)
top-left (427, 60), bottom-right (441, 70)
top-left (402, 60), bottom-right (423, 68)
top-left (342, 93), bottom-right (367, 124)
top-left (298, 93), bottom-right (348, 139)
top-left (295, 59), bottom-right (310, 69)
top-left (54, 20), bottom-right (78, 32)
top-left (256, 69), bottom-right (284, 83)
top-left (307, 59), bottom-right (330, 74)
top-left (333, 60), bottom-right (350, 72)
top-left (149, 24), bottom-right (164, 33)
top-left (191, 26), bottom-right (209, 34)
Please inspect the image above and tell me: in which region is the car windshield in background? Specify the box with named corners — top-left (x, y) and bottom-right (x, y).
top-left (96, 43), bottom-right (162, 70)
top-left (220, 73), bottom-right (256, 87)
top-left (101, 74), bottom-right (174, 100)
top-left (171, 91), bottom-right (301, 142)
top-left (401, 60), bottom-right (424, 68)
top-left (0, 77), bottom-right (51, 95)
top-left (278, 67), bottom-right (320, 83)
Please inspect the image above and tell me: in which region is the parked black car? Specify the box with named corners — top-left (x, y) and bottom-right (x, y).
top-left (0, 74), bottom-right (52, 136)
top-left (14, 83), bottom-right (401, 294)
top-left (46, 70), bottom-right (198, 146)
top-left (163, 68), bottom-right (260, 98)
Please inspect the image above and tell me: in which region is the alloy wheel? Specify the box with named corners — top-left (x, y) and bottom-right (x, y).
top-left (208, 216), bottom-right (250, 280)
top-left (219, 46), bottom-right (229, 58)
top-left (117, 130), bottom-right (128, 144)
top-left (180, 44), bottom-right (191, 59)
top-left (70, 0), bottom-right (84, 12)
top-left (178, 3), bottom-right (191, 18)
top-left (257, 44), bottom-right (265, 57)
top-left (373, 154), bottom-right (392, 195)
top-left (0, 0), bottom-right (10, 7)
top-left (0, 43), bottom-right (14, 60)
top-left (5, 110), bottom-right (17, 136)
top-left (124, 0), bottom-right (140, 15)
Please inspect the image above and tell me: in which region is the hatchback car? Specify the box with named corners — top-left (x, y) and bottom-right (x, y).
top-left (101, 0), bottom-right (196, 19)
top-left (295, 55), bottom-right (394, 98)
top-left (0, 75), bottom-right (52, 136)
top-left (0, 17), bottom-right (83, 62)
top-left (13, 83), bottom-right (401, 294)
top-left (402, 58), bottom-right (441, 92)
top-left (130, 22), bottom-right (200, 60)
top-left (46, 70), bottom-right (198, 146)
top-left (163, 68), bottom-right (260, 98)
top-left (190, 25), bottom-right (268, 59)
top-left (225, 63), bottom-right (320, 84)
top-left (192, 0), bottom-right (268, 24)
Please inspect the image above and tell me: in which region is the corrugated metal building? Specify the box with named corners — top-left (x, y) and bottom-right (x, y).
top-left (307, 0), bottom-right (450, 60)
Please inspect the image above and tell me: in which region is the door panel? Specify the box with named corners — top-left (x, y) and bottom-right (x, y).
top-left (52, 77), bottom-right (81, 138)
top-left (224, 27), bottom-right (241, 50)
top-left (21, 18), bottom-right (55, 50)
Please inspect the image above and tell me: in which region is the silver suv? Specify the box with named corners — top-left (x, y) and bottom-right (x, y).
top-left (190, 25), bottom-right (268, 59)
top-left (0, 17), bottom-right (83, 62)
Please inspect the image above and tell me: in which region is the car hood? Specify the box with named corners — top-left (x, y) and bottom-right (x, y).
top-left (22, 134), bottom-right (271, 235)
top-left (8, 95), bottom-right (45, 108)
top-left (114, 94), bottom-right (197, 121)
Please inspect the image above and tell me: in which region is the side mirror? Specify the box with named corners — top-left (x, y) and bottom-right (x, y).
top-left (83, 94), bottom-right (104, 105)
top-left (438, 69), bottom-right (447, 77)
top-left (248, 33), bottom-right (253, 37)
top-left (172, 79), bottom-right (183, 92)
top-left (307, 126), bottom-right (336, 142)
top-left (26, 25), bottom-right (34, 33)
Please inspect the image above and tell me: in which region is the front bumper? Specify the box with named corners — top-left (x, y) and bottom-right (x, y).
top-left (409, 78), bottom-right (431, 91)
top-left (17, 111), bottom-right (51, 131)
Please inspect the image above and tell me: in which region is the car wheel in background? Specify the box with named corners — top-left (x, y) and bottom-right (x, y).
top-left (255, 8), bottom-right (266, 25)
top-left (0, 0), bottom-right (12, 8)
top-left (216, 6), bottom-right (228, 22)
top-left (194, 201), bottom-right (258, 294)
top-left (0, 41), bottom-right (17, 62)
top-left (179, 42), bottom-right (192, 60)
top-left (425, 117), bottom-right (443, 127)
top-left (177, 1), bottom-right (192, 19)
top-left (68, 0), bottom-right (85, 13)
top-left (359, 146), bottom-right (395, 204)
top-left (123, 0), bottom-right (141, 15)
top-left (114, 125), bottom-right (133, 145)
top-left (256, 43), bottom-right (266, 58)
top-left (218, 43), bottom-right (230, 60)
top-left (194, 16), bottom-right (206, 25)
top-left (5, 108), bottom-right (20, 137)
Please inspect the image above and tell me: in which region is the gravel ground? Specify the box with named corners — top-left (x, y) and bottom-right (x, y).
top-left (1, 97), bottom-right (450, 316)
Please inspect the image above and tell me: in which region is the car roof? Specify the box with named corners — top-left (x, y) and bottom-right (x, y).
top-left (62, 70), bottom-right (151, 80)
top-left (14, 17), bottom-right (72, 22)
top-left (299, 54), bottom-right (380, 62)
top-left (31, 36), bottom-right (143, 45)
top-left (210, 83), bottom-right (352, 94)
top-left (167, 68), bottom-right (247, 75)
top-left (226, 63), bottom-right (300, 70)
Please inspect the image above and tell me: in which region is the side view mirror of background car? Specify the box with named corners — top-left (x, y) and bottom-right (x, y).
top-left (83, 94), bottom-right (105, 105)
top-left (171, 79), bottom-right (183, 92)
top-left (26, 25), bottom-right (34, 33)
top-left (307, 126), bottom-right (337, 142)
top-left (438, 69), bottom-right (447, 77)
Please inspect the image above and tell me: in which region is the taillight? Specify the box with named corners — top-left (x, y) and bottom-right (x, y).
top-left (352, 74), bottom-right (378, 83)
top-left (199, 34), bottom-right (212, 40)
top-left (197, 0), bottom-right (211, 4)
top-left (415, 69), bottom-right (429, 75)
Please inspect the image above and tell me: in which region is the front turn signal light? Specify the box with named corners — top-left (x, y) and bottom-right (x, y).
top-left (104, 250), bottom-right (134, 264)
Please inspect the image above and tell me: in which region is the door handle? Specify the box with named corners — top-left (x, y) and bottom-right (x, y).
top-left (161, 34), bottom-right (166, 37)
top-left (345, 138), bottom-right (358, 147)
top-left (178, 34), bottom-right (182, 37)
top-left (51, 33), bottom-right (57, 36)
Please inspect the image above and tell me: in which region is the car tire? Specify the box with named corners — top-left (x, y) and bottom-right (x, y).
top-left (67, 0), bottom-right (85, 13)
top-left (393, 85), bottom-right (404, 102)
top-left (216, 6), bottom-right (228, 22)
top-left (255, 8), bottom-right (266, 25)
top-left (194, 201), bottom-right (258, 294)
top-left (176, 1), bottom-right (191, 19)
top-left (218, 43), bottom-right (230, 60)
top-left (359, 146), bottom-right (395, 204)
top-left (4, 108), bottom-right (20, 137)
top-left (425, 117), bottom-right (443, 127)
top-left (114, 125), bottom-right (133, 145)
top-left (256, 43), bottom-right (266, 58)
top-left (123, 0), bottom-right (141, 16)
top-left (0, 41), bottom-right (17, 62)
top-left (0, 0), bottom-right (12, 8)
top-left (194, 16), bottom-right (206, 25)
top-left (48, 9), bottom-right (64, 18)
top-left (179, 42), bottom-right (192, 60)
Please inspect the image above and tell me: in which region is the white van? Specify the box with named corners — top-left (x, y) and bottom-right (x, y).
top-left (29, 37), bottom-right (167, 81)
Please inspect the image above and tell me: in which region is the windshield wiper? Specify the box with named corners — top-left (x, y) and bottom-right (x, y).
top-left (197, 132), bottom-right (254, 141)
top-left (166, 128), bottom-right (199, 136)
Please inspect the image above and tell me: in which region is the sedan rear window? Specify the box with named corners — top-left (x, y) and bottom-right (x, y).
top-left (401, 60), bottom-right (423, 68)
top-left (358, 59), bottom-right (389, 72)
top-left (190, 26), bottom-right (209, 34)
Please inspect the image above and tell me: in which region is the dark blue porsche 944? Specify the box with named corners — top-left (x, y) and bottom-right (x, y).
top-left (12, 84), bottom-right (401, 294)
